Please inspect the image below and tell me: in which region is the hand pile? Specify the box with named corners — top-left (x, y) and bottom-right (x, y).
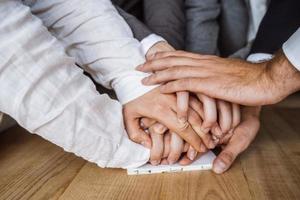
top-left (123, 42), bottom-right (261, 174)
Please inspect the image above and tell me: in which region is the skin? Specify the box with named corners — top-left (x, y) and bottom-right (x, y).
top-left (136, 49), bottom-right (300, 173)
top-left (123, 87), bottom-right (204, 153)
top-left (131, 42), bottom-right (241, 165)
top-left (137, 50), bottom-right (300, 106)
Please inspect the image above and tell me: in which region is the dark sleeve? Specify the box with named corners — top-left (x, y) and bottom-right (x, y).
top-left (115, 6), bottom-right (153, 41)
top-left (185, 0), bottom-right (221, 54)
top-left (250, 0), bottom-right (300, 54)
top-left (143, 0), bottom-right (186, 50)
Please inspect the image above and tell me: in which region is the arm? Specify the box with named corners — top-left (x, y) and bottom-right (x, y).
top-left (0, 1), bottom-right (149, 168)
top-left (28, 0), bottom-right (156, 104)
top-left (114, 5), bottom-right (168, 56)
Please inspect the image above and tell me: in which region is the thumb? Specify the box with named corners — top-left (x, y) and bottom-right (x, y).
top-left (212, 116), bottom-right (259, 174)
top-left (125, 117), bottom-right (152, 149)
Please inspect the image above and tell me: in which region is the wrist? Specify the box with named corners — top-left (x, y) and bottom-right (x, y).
top-left (113, 71), bottom-right (158, 104)
top-left (267, 50), bottom-right (300, 103)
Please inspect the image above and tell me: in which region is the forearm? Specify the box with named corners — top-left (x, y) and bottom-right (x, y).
top-left (267, 51), bottom-right (300, 102)
top-left (29, 0), bottom-right (157, 104)
top-left (0, 1), bottom-right (149, 168)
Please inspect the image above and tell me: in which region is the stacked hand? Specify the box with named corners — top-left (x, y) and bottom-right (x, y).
top-left (135, 49), bottom-right (277, 173)
top-left (123, 43), bottom-right (253, 174)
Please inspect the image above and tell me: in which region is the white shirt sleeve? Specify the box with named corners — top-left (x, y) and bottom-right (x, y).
top-left (0, 1), bottom-right (149, 168)
top-left (283, 28), bottom-right (300, 71)
top-left (140, 34), bottom-right (166, 55)
top-left (27, 0), bottom-right (157, 104)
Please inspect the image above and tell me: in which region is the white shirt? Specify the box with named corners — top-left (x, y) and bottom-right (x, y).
top-left (0, 0), bottom-right (155, 168)
top-left (283, 28), bottom-right (300, 71)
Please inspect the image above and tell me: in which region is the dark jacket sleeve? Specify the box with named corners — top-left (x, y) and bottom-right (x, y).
top-left (115, 6), bottom-right (152, 41)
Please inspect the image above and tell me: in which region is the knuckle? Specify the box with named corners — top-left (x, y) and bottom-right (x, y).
top-left (177, 122), bottom-right (190, 133)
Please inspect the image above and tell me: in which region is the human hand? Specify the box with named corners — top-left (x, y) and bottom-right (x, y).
top-left (136, 96), bottom-right (207, 165)
top-left (146, 41), bottom-right (190, 125)
top-left (212, 106), bottom-right (261, 174)
top-left (145, 42), bottom-right (227, 147)
top-left (123, 87), bottom-right (204, 153)
top-left (137, 50), bottom-right (300, 106)
top-left (138, 94), bottom-right (240, 165)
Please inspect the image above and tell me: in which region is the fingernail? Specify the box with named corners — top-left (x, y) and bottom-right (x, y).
top-left (154, 124), bottom-right (167, 134)
top-left (136, 64), bottom-right (143, 70)
top-left (151, 160), bottom-right (160, 165)
top-left (188, 149), bottom-right (197, 160)
top-left (213, 160), bottom-right (227, 174)
top-left (168, 158), bottom-right (176, 165)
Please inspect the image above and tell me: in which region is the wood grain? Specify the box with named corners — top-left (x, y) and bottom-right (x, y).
top-left (0, 106), bottom-right (299, 200)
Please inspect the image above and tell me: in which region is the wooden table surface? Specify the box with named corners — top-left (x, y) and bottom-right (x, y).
top-left (0, 106), bottom-right (299, 200)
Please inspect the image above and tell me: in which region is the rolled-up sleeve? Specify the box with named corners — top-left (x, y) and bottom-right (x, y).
top-left (27, 0), bottom-right (157, 104)
top-left (0, 1), bottom-right (149, 168)
top-left (283, 28), bottom-right (300, 71)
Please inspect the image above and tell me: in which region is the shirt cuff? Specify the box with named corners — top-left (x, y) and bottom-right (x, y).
top-left (140, 34), bottom-right (166, 55)
top-left (247, 53), bottom-right (273, 63)
top-left (113, 71), bottom-right (159, 104)
top-left (282, 28), bottom-right (300, 71)
top-left (106, 135), bottom-right (150, 169)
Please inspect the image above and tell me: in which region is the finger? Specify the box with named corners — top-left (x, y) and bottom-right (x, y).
top-left (183, 143), bottom-right (189, 152)
top-left (136, 51), bottom-right (214, 72)
top-left (138, 56), bottom-right (208, 74)
top-left (125, 118), bottom-right (152, 149)
top-left (151, 123), bottom-right (168, 134)
top-left (179, 152), bottom-right (204, 166)
top-left (149, 134), bottom-right (164, 165)
top-left (176, 91), bottom-right (189, 124)
top-left (162, 132), bottom-right (171, 158)
top-left (178, 155), bottom-right (194, 166)
top-left (159, 109), bottom-right (203, 153)
top-left (196, 94), bottom-right (218, 134)
top-left (142, 65), bottom-right (211, 85)
top-left (149, 127), bottom-right (164, 165)
top-left (187, 107), bottom-right (212, 150)
top-left (217, 100), bottom-right (233, 134)
top-left (152, 50), bottom-right (205, 60)
top-left (219, 130), bottom-right (234, 145)
top-left (187, 146), bottom-right (197, 161)
top-left (167, 132), bottom-right (184, 164)
top-left (161, 158), bottom-right (169, 165)
top-left (188, 96), bottom-right (204, 118)
top-left (231, 103), bottom-right (241, 128)
top-left (140, 118), bottom-right (156, 129)
top-left (212, 116), bottom-right (260, 174)
top-left (160, 79), bottom-right (258, 106)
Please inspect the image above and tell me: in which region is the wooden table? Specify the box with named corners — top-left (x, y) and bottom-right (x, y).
top-left (0, 106), bottom-right (299, 200)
